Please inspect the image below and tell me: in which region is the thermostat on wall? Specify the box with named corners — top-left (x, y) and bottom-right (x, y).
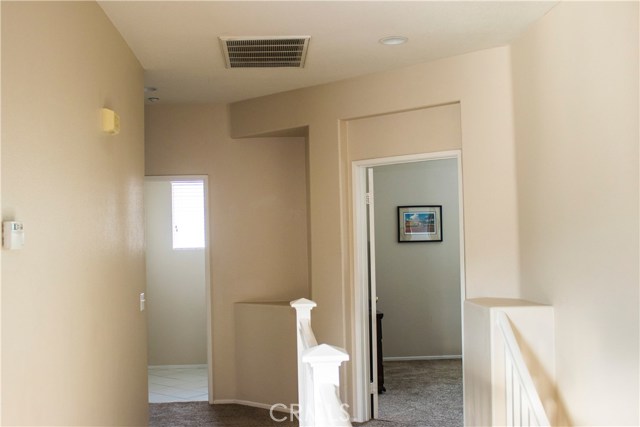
top-left (3, 221), bottom-right (25, 250)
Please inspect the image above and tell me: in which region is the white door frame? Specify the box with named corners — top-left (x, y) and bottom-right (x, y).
top-left (144, 175), bottom-right (214, 403)
top-left (351, 151), bottom-right (466, 422)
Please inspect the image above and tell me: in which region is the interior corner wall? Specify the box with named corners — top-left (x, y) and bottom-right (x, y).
top-left (144, 104), bottom-right (309, 401)
top-left (1, 2), bottom-right (147, 426)
top-left (511, 2), bottom-right (639, 425)
top-left (373, 160), bottom-right (461, 358)
top-left (229, 47), bottom-right (520, 410)
top-left (231, 50), bottom-right (519, 306)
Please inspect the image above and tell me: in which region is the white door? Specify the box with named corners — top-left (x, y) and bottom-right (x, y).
top-left (367, 167), bottom-right (380, 418)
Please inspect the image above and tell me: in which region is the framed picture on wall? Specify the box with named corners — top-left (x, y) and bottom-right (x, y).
top-left (397, 205), bottom-right (442, 243)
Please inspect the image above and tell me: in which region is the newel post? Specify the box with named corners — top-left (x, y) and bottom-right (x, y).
top-left (291, 298), bottom-right (317, 427)
top-left (303, 344), bottom-right (351, 426)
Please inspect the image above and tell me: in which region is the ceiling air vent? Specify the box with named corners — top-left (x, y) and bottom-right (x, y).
top-left (219, 36), bottom-right (311, 68)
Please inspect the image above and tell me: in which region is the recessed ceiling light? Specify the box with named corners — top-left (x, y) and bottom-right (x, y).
top-left (379, 36), bottom-right (408, 46)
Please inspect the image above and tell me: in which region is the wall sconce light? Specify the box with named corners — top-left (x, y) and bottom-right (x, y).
top-left (101, 108), bottom-right (120, 135)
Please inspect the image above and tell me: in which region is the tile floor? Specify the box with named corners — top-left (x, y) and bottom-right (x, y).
top-left (148, 365), bottom-right (209, 403)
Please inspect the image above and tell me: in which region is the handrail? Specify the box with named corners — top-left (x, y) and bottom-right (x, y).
top-left (496, 311), bottom-right (551, 427)
top-left (291, 298), bottom-right (352, 427)
top-left (300, 319), bottom-right (318, 349)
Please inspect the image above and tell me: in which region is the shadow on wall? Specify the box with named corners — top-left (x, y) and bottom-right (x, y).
top-left (511, 325), bottom-right (572, 426)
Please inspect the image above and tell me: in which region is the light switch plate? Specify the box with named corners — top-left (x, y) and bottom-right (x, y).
top-left (140, 292), bottom-right (145, 311)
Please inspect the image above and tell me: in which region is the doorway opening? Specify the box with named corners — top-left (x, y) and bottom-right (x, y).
top-left (352, 151), bottom-right (465, 423)
top-left (144, 175), bottom-right (213, 403)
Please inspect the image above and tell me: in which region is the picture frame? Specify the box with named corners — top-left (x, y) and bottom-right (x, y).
top-left (397, 205), bottom-right (443, 243)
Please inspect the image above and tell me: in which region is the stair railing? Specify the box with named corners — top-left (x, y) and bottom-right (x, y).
top-left (496, 311), bottom-right (551, 427)
top-left (291, 298), bottom-right (352, 427)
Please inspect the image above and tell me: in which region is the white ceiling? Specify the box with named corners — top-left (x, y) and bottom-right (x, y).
top-left (98, 1), bottom-right (558, 105)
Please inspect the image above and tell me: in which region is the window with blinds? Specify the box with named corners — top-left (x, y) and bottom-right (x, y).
top-left (171, 181), bottom-right (205, 249)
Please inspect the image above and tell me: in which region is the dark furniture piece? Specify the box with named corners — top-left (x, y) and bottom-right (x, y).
top-left (376, 311), bottom-right (385, 393)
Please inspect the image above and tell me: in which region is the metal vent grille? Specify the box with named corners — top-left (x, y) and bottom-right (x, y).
top-left (219, 36), bottom-right (310, 68)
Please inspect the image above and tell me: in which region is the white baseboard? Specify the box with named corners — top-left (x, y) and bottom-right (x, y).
top-left (148, 364), bottom-right (207, 369)
top-left (213, 399), bottom-right (293, 414)
top-left (383, 355), bottom-right (462, 362)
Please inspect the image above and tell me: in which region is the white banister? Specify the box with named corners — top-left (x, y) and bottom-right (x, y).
top-left (303, 344), bottom-right (351, 427)
top-left (291, 299), bottom-right (352, 427)
top-left (291, 298), bottom-right (318, 427)
top-left (496, 311), bottom-right (551, 427)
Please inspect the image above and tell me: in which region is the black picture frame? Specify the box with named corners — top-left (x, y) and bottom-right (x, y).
top-left (397, 205), bottom-right (443, 243)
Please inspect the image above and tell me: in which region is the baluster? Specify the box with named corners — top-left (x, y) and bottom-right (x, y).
top-left (514, 375), bottom-right (522, 426)
top-left (506, 355), bottom-right (514, 426)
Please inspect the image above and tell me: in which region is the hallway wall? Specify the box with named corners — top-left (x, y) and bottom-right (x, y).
top-left (1, 2), bottom-right (147, 425)
top-left (229, 48), bottom-right (518, 414)
top-left (144, 104), bottom-right (309, 400)
top-left (228, 6), bottom-right (639, 423)
top-left (511, 2), bottom-right (639, 425)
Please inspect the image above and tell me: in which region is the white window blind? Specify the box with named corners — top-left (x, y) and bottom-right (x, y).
top-left (171, 181), bottom-right (205, 249)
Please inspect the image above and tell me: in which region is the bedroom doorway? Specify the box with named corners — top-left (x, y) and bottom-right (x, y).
top-left (352, 151), bottom-right (465, 422)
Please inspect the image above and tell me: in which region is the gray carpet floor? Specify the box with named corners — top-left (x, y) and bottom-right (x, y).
top-left (359, 359), bottom-right (463, 427)
top-left (149, 402), bottom-right (298, 427)
top-left (149, 359), bottom-right (462, 427)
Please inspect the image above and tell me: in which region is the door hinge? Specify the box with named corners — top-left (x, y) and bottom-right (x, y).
top-left (365, 193), bottom-right (373, 205)
top-left (369, 382), bottom-right (376, 395)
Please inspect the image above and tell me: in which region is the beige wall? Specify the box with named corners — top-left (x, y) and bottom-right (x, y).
top-left (145, 179), bottom-right (207, 366)
top-left (511, 2), bottom-right (639, 425)
top-left (229, 9), bottom-right (640, 421)
top-left (144, 104), bottom-right (309, 400)
top-left (346, 103), bottom-right (462, 160)
top-left (76, 1), bottom-right (638, 423)
top-left (1, 2), bottom-right (147, 426)
top-left (234, 302), bottom-right (297, 407)
top-left (230, 46), bottom-right (520, 408)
